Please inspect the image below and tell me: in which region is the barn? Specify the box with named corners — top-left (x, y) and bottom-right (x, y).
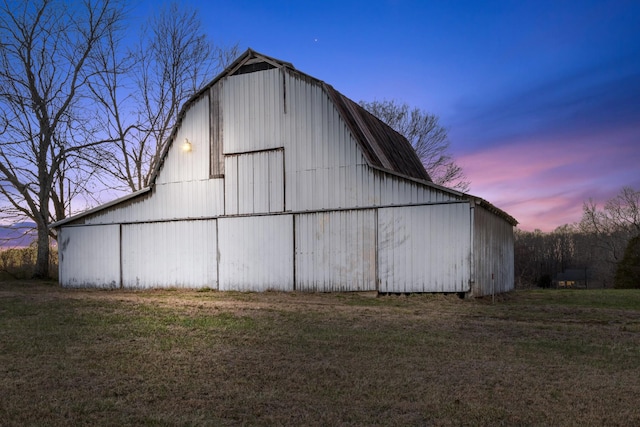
top-left (53, 49), bottom-right (517, 297)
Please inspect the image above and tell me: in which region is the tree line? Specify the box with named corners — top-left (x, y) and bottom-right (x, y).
top-left (515, 187), bottom-right (640, 289)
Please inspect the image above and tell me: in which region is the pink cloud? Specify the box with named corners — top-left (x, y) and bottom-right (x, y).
top-left (458, 127), bottom-right (640, 232)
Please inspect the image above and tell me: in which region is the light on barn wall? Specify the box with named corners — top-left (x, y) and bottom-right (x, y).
top-left (182, 138), bottom-right (192, 152)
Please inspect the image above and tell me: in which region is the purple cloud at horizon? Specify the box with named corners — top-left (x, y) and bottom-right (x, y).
top-left (458, 125), bottom-right (640, 232)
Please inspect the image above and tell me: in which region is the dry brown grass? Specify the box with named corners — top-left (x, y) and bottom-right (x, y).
top-left (1, 282), bottom-right (639, 426)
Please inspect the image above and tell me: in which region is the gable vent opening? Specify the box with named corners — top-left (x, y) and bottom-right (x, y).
top-left (233, 61), bottom-right (276, 75)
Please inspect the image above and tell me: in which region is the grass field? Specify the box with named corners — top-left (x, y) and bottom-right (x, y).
top-left (1, 282), bottom-right (639, 426)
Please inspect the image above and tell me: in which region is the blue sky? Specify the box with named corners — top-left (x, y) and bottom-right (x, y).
top-left (135, 0), bottom-right (640, 231)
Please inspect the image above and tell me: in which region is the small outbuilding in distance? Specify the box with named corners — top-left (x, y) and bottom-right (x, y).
top-left (53, 49), bottom-right (517, 297)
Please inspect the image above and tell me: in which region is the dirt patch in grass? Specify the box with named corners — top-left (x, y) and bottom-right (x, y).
top-left (1, 281), bottom-right (639, 426)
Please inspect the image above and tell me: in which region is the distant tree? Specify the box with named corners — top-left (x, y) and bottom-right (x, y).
top-left (578, 187), bottom-right (640, 286)
top-left (515, 226), bottom-right (581, 288)
top-left (579, 187), bottom-right (640, 282)
top-left (90, 2), bottom-right (239, 191)
top-left (0, 0), bottom-right (125, 278)
top-left (614, 235), bottom-right (640, 289)
top-left (359, 99), bottom-right (469, 192)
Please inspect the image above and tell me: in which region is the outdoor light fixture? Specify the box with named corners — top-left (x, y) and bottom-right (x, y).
top-left (182, 138), bottom-right (192, 152)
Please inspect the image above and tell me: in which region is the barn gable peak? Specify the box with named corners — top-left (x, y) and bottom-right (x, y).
top-left (224, 49), bottom-right (295, 77)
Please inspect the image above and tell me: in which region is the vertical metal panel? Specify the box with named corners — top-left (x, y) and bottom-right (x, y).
top-left (59, 225), bottom-right (120, 288)
top-left (209, 83), bottom-right (224, 176)
top-left (253, 152), bottom-right (269, 212)
top-left (218, 215), bottom-right (294, 291)
top-left (157, 95), bottom-right (210, 184)
top-left (121, 220), bottom-right (217, 289)
top-left (295, 210), bottom-right (376, 292)
top-left (269, 149), bottom-right (285, 212)
top-left (222, 69), bottom-right (284, 154)
top-left (471, 205), bottom-right (515, 297)
top-left (87, 179), bottom-right (224, 224)
top-left (378, 203), bottom-right (471, 293)
top-left (224, 156), bottom-right (238, 215)
top-left (237, 153), bottom-right (254, 214)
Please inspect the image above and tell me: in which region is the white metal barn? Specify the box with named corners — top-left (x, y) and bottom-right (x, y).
top-left (53, 49), bottom-right (517, 297)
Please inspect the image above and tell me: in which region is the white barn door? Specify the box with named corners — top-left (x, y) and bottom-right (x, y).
top-left (121, 220), bottom-right (217, 289)
top-left (378, 203), bottom-right (471, 293)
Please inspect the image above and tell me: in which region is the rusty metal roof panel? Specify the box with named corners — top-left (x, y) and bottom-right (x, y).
top-left (324, 84), bottom-right (432, 182)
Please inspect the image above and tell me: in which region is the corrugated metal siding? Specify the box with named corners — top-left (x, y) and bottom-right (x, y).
top-left (224, 149), bottom-right (284, 215)
top-left (218, 215), bottom-right (294, 291)
top-left (121, 220), bottom-right (217, 289)
top-left (471, 205), bottom-right (515, 297)
top-left (156, 95), bottom-right (210, 184)
top-left (59, 225), bottom-right (120, 288)
top-left (221, 69), bottom-right (284, 153)
top-left (86, 179), bottom-right (224, 224)
top-left (378, 203), bottom-right (471, 293)
top-left (295, 210), bottom-right (376, 292)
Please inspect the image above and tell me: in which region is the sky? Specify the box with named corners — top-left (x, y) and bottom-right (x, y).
top-left (136, 0), bottom-right (640, 232)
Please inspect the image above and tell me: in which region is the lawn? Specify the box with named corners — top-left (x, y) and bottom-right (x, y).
top-left (1, 282), bottom-right (639, 426)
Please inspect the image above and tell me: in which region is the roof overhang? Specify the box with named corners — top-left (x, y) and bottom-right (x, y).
top-left (50, 187), bottom-right (151, 229)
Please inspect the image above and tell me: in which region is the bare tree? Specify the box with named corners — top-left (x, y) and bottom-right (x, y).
top-left (0, 0), bottom-right (125, 278)
top-left (360, 99), bottom-right (470, 191)
top-left (90, 2), bottom-right (239, 192)
top-left (579, 186), bottom-right (640, 285)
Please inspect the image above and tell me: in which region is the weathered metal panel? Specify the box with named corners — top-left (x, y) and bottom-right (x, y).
top-left (209, 83), bottom-right (224, 177)
top-left (86, 179), bottom-right (224, 224)
top-left (218, 215), bottom-right (294, 291)
top-left (224, 149), bottom-right (284, 215)
top-left (378, 203), bottom-right (471, 293)
top-left (237, 153), bottom-right (254, 214)
top-left (295, 210), bottom-right (376, 292)
top-left (471, 205), bottom-right (515, 297)
top-left (156, 95), bottom-right (210, 184)
top-left (222, 69), bottom-right (284, 154)
top-left (224, 156), bottom-right (238, 215)
top-left (269, 149), bottom-right (285, 212)
top-left (59, 224), bottom-right (120, 288)
top-left (121, 220), bottom-right (217, 289)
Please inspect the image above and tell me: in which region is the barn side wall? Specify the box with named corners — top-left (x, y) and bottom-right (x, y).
top-left (470, 204), bottom-right (515, 297)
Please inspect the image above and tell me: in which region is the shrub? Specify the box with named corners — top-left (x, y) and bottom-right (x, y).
top-left (0, 246), bottom-right (58, 280)
top-left (537, 274), bottom-right (552, 288)
top-left (615, 235), bottom-right (640, 289)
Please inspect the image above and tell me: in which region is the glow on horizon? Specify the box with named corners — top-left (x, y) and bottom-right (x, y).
top-left (458, 126), bottom-right (640, 232)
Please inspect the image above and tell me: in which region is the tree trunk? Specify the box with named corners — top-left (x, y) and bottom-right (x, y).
top-left (33, 223), bottom-right (50, 279)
